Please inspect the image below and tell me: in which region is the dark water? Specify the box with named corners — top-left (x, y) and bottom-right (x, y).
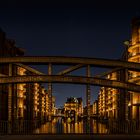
top-left (34, 118), bottom-right (108, 134)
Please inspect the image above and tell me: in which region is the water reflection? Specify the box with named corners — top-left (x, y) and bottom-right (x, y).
top-left (34, 118), bottom-right (108, 134)
top-left (92, 120), bottom-right (108, 134)
top-left (63, 121), bottom-right (83, 133)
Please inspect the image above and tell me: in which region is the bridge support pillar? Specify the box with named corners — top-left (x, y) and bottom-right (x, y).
top-left (8, 64), bottom-right (12, 134)
top-left (118, 68), bottom-right (129, 130)
top-left (86, 65), bottom-right (91, 133)
top-left (48, 63), bottom-right (52, 121)
top-left (125, 68), bottom-right (129, 121)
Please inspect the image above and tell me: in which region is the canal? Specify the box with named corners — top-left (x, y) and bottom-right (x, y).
top-left (0, 118), bottom-right (138, 134)
top-left (34, 118), bottom-right (108, 134)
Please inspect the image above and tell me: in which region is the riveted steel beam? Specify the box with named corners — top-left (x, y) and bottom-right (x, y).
top-left (15, 63), bottom-right (45, 75)
top-left (48, 63), bottom-right (52, 121)
top-left (8, 64), bottom-right (12, 134)
top-left (0, 75), bottom-right (140, 92)
top-left (57, 64), bottom-right (85, 75)
top-left (0, 56), bottom-right (140, 71)
top-left (94, 67), bottom-right (122, 78)
top-left (86, 65), bottom-right (91, 133)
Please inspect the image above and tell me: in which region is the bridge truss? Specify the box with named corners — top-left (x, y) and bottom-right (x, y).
top-left (1, 56), bottom-right (140, 133)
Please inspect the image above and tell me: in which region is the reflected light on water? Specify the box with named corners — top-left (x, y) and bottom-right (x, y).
top-left (34, 118), bottom-right (108, 134)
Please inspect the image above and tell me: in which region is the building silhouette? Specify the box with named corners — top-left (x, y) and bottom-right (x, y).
top-left (95, 17), bottom-right (140, 122)
top-left (64, 97), bottom-right (83, 122)
top-left (128, 17), bottom-right (140, 120)
top-left (0, 29), bottom-right (55, 127)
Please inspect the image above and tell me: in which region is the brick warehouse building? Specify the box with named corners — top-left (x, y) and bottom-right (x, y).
top-left (0, 29), bottom-right (55, 131)
top-left (95, 17), bottom-right (140, 122)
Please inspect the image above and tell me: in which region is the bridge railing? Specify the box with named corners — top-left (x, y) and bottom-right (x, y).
top-left (0, 121), bottom-right (7, 134)
top-left (107, 120), bottom-right (140, 134)
top-left (0, 120), bottom-right (42, 134)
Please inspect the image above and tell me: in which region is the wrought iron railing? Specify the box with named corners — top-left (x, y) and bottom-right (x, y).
top-left (107, 120), bottom-right (139, 134)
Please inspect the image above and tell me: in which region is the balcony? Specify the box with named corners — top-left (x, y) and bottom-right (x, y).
top-left (128, 74), bottom-right (140, 83)
top-left (128, 52), bottom-right (140, 61)
top-left (128, 42), bottom-right (140, 52)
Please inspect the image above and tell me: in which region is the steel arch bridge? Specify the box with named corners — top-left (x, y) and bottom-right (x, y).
top-left (0, 56), bottom-right (140, 91)
top-left (1, 56), bottom-right (140, 133)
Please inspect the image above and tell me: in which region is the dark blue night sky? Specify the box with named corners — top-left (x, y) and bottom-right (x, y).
top-left (0, 1), bottom-right (140, 107)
